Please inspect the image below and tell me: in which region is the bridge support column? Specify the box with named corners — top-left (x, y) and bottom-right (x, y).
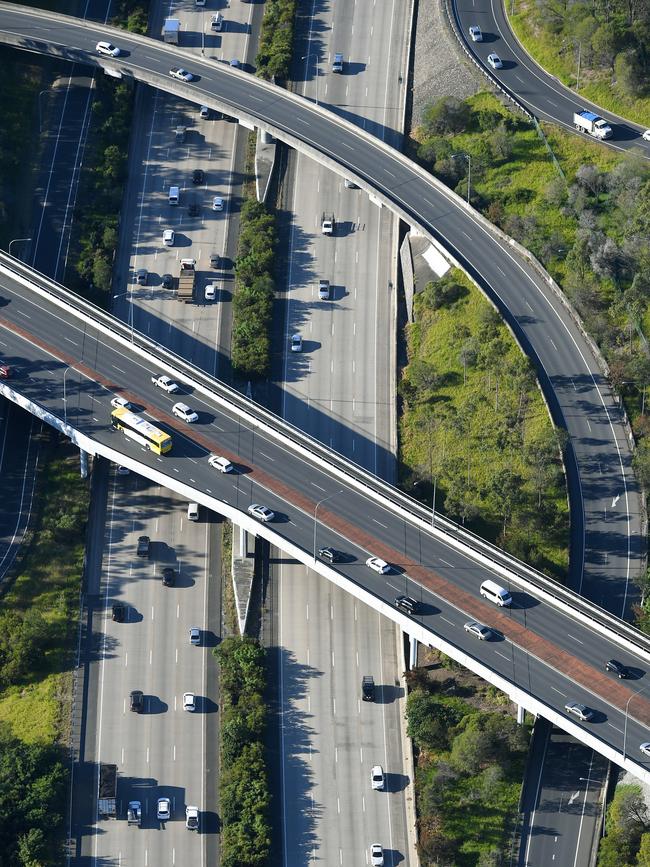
top-left (80, 449), bottom-right (89, 479)
top-left (408, 635), bottom-right (418, 670)
top-left (517, 704), bottom-right (526, 725)
top-left (235, 523), bottom-right (248, 557)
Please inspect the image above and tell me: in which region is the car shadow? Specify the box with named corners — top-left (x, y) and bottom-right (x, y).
top-left (146, 695), bottom-right (169, 715)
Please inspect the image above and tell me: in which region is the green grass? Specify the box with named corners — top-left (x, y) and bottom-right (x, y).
top-left (400, 267), bottom-right (569, 577)
top-left (0, 435), bottom-right (89, 744)
top-left (509, 0), bottom-right (650, 126)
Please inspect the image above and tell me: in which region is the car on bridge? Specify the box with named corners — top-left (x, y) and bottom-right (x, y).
top-left (170, 67), bottom-right (194, 82)
top-left (96, 41), bottom-right (121, 56)
top-left (366, 556), bottom-right (390, 574)
top-left (464, 621), bottom-right (493, 640)
top-left (208, 454), bottom-right (234, 473)
top-left (564, 701), bottom-right (593, 722)
top-left (394, 595), bottom-right (418, 614)
top-left (640, 743), bottom-right (650, 757)
top-left (0, 364), bottom-right (10, 378)
top-left (151, 374), bottom-right (179, 393)
top-left (605, 658), bottom-right (629, 678)
top-left (111, 396), bottom-right (133, 410)
top-left (172, 402), bottom-right (199, 423)
top-left (318, 546), bottom-right (341, 563)
top-left (248, 503), bottom-right (275, 522)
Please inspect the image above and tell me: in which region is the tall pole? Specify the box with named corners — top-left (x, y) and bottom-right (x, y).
top-left (576, 42), bottom-right (581, 91)
top-left (313, 491), bottom-right (342, 560)
top-left (8, 237), bottom-right (32, 259)
top-left (623, 687), bottom-right (646, 758)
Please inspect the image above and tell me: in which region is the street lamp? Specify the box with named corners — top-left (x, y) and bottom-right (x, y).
top-left (301, 53), bottom-right (319, 105)
top-left (8, 237), bottom-right (32, 260)
top-left (313, 490), bottom-right (342, 561)
top-left (451, 152), bottom-right (471, 205)
top-left (113, 290), bottom-right (134, 342)
top-left (623, 687), bottom-right (646, 758)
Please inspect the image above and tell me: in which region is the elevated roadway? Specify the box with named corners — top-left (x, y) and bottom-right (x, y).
top-left (0, 3), bottom-right (641, 618)
top-left (1, 255), bottom-right (650, 782)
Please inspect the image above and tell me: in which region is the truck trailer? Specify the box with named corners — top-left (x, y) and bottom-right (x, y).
top-left (178, 258), bottom-right (196, 303)
top-left (573, 110), bottom-right (612, 140)
top-left (98, 763), bottom-right (117, 819)
top-left (162, 18), bottom-right (181, 44)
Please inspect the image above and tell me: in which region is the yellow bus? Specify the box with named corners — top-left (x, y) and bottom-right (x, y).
top-left (111, 407), bottom-right (172, 455)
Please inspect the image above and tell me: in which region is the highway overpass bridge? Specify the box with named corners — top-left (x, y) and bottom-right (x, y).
top-left (1, 253), bottom-right (650, 782)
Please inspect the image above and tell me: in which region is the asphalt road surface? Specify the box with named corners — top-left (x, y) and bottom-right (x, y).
top-left (452, 0), bottom-right (650, 155)
top-left (0, 5), bottom-right (640, 619)
top-left (0, 269), bottom-right (649, 767)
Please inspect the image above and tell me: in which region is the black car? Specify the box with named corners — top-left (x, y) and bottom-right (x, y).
top-left (606, 659), bottom-right (629, 678)
top-left (188, 203), bottom-right (200, 217)
top-left (192, 169), bottom-right (205, 185)
top-left (112, 603), bottom-right (125, 622)
top-left (362, 675), bottom-right (375, 701)
top-left (318, 546), bottom-right (341, 563)
top-left (136, 535), bottom-right (150, 558)
top-left (129, 690), bottom-right (144, 713)
top-left (162, 567), bottom-right (175, 587)
top-left (162, 273), bottom-right (174, 290)
top-left (394, 595), bottom-right (418, 614)
top-left (209, 252), bottom-right (221, 268)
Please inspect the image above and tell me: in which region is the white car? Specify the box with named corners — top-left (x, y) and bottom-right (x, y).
top-left (248, 503), bottom-right (275, 522)
top-left (643, 129), bottom-right (650, 141)
top-left (212, 196), bottom-right (225, 211)
top-left (157, 797), bottom-right (171, 821)
top-left (190, 627), bottom-right (201, 645)
top-left (151, 374), bottom-right (179, 393)
top-left (185, 805), bottom-right (200, 829)
top-left (290, 333), bottom-right (303, 352)
top-left (229, 58), bottom-right (240, 68)
top-left (96, 41), bottom-right (120, 56)
top-left (162, 228), bottom-right (175, 246)
top-left (464, 620), bottom-right (493, 640)
top-left (170, 67), bottom-right (194, 82)
top-left (468, 25), bottom-right (482, 41)
top-left (183, 692), bottom-right (196, 712)
top-left (371, 765), bottom-right (385, 790)
top-left (640, 743), bottom-right (650, 757)
top-left (487, 53), bottom-right (503, 69)
top-left (205, 283), bottom-right (217, 301)
top-left (564, 701), bottom-right (593, 722)
top-left (111, 396), bottom-right (133, 410)
top-left (370, 844), bottom-right (385, 867)
top-left (172, 402), bottom-right (199, 423)
top-left (366, 556), bottom-right (390, 574)
top-left (208, 454), bottom-right (234, 473)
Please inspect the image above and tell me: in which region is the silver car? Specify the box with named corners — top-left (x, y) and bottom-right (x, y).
top-left (248, 503), bottom-right (275, 522)
top-left (564, 701), bottom-right (593, 722)
top-left (157, 797), bottom-right (171, 821)
top-left (464, 621), bottom-right (492, 640)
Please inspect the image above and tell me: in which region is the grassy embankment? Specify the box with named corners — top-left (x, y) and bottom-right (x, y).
top-left (508, 0), bottom-right (650, 125)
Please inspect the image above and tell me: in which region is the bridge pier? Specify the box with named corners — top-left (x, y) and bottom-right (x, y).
top-left (517, 704), bottom-right (526, 725)
top-left (80, 449), bottom-right (89, 479)
top-left (409, 635), bottom-right (418, 670)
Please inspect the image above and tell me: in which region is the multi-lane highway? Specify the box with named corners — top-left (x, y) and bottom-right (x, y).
top-left (1, 258), bottom-right (650, 778)
top-left (451, 0), bottom-right (650, 155)
top-left (0, 3), bottom-right (640, 620)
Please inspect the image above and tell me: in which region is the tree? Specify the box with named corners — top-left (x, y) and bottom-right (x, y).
top-left (450, 726), bottom-right (489, 775)
top-left (576, 164), bottom-right (602, 196)
top-left (608, 785), bottom-right (649, 851)
top-left (421, 97), bottom-right (471, 136)
top-left (637, 832), bottom-right (650, 866)
top-left (489, 122), bottom-right (513, 161)
top-left (615, 48), bottom-right (642, 97)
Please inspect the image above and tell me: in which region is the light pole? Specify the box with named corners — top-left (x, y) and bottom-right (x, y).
top-left (313, 490), bottom-right (342, 560)
top-left (451, 152), bottom-right (471, 204)
top-left (113, 291), bottom-right (134, 342)
top-left (8, 237), bottom-right (32, 260)
top-left (301, 53), bottom-right (319, 105)
top-left (62, 366), bottom-right (71, 426)
top-left (623, 687), bottom-right (646, 758)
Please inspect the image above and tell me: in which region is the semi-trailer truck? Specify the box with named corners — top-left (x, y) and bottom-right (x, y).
top-left (573, 110), bottom-right (612, 140)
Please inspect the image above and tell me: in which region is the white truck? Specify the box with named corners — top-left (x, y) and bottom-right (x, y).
top-left (127, 801), bottom-right (142, 826)
top-left (162, 18), bottom-right (181, 44)
top-left (573, 110), bottom-right (612, 140)
top-left (321, 213), bottom-right (335, 236)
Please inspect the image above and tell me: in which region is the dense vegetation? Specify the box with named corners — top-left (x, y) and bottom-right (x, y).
top-left (216, 636), bottom-right (271, 867)
top-left (232, 199), bottom-right (277, 379)
top-left (406, 659), bottom-right (529, 866)
top-left (510, 0), bottom-right (650, 124)
top-left (110, 0), bottom-right (149, 34)
top-left (0, 735), bottom-right (68, 866)
top-left (69, 76), bottom-right (133, 304)
top-left (412, 94), bottom-right (650, 569)
top-left (256, 0), bottom-right (297, 80)
top-left (0, 436), bottom-right (89, 861)
top-left (400, 269), bottom-right (569, 576)
top-left (598, 784), bottom-right (650, 866)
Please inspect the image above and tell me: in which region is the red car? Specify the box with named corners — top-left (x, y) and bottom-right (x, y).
top-left (0, 365), bottom-right (10, 379)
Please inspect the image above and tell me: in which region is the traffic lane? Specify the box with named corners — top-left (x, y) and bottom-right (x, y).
top-left (4, 320), bottom-right (650, 758)
top-left (0, 310), bottom-right (647, 691)
top-left (455, 1), bottom-right (650, 151)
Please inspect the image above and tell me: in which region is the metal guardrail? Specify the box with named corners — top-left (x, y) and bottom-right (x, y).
top-left (3, 252), bottom-right (650, 660)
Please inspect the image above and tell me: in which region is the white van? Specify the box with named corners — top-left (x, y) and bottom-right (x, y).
top-left (480, 579), bottom-right (512, 607)
top-left (187, 503), bottom-right (199, 521)
top-left (169, 185), bottom-right (180, 205)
